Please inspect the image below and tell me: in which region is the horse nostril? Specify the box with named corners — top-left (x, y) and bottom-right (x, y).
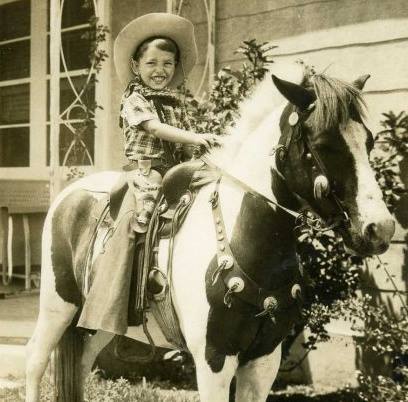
top-left (364, 219), bottom-right (395, 244)
top-left (364, 223), bottom-right (378, 242)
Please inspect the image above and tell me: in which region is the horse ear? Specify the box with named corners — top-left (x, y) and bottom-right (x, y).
top-left (353, 74), bottom-right (370, 90)
top-left (271, 74), bottom-right (316, 110)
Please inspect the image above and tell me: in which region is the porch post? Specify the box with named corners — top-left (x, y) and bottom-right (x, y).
top-left (49, 0), bottom-right (62, 200)
top-left (208, 0), bottom-right (216, 89)
top-left (166, 0), bottom-right (176, 14)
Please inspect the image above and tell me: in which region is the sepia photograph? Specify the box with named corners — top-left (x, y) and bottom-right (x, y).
top-left (0, 0), bottom-right (407, 401)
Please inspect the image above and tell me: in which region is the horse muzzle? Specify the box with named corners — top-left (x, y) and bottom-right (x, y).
top-left (362, 218), bottom-right (395, 254)
top-left (343, 217), bottom-right (395, 256)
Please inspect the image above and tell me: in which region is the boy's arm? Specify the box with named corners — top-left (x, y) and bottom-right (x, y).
top-left (142, 120), bottom-right (220, 150)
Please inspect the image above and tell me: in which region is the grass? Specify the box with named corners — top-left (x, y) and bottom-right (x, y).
top-left (1, 373), bottom-right (362, 402)
top-left (0, 372), bottom-right (200, 402)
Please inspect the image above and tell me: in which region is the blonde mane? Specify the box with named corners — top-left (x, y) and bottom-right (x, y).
top-left (208, 61), bottom-right (306, 168)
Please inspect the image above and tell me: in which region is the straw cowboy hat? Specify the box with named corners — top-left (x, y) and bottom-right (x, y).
top-left (114, 13), bottom-right (198, 87)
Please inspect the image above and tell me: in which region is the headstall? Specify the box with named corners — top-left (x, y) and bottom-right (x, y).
top-left (273, 103), bottom-right (351, 231)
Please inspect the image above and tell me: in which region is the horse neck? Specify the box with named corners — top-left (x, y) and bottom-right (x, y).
top-left (214, 98), bottom-right (304, 287)
top-left (218, 178), bottom-right (298, 289)
top-left (224, 104), bottom-right (285, 200)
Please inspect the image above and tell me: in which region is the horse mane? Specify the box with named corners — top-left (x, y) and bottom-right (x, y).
top-left (207, 62), bottom-right (366, 167)
top-left (208, 62), bottom-right (305, 165)
top-left (307, 73), bottom-right (366, 132)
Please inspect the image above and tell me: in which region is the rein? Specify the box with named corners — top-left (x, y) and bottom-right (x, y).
top-left (200, 143), bottom-right (339, 233)
top-left (200, 155), bottom-right (301, 220)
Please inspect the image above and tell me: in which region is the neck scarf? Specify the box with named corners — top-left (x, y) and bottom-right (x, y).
top-left (119, 75), bottom-right (185, 165)
top-left (121, 75), bottom-right (182, 123)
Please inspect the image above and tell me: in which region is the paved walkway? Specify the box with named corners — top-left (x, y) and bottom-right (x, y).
top-left (0, 282), bottom-right (39, 379)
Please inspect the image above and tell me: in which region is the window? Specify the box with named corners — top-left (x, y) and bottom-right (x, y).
top-left (46, 0), bottom-right (95, 167)
top-left (0, 0), bottom-right (99, 178)
top-left (0, 0), bottom-right (30, 167)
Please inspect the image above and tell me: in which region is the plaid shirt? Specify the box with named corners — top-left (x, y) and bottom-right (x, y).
top-left (120, 91), bottom-right (191, 161)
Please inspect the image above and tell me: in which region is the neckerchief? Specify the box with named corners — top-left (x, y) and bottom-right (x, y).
top-left (119, 75), bottom-right (182, 128)
top-left (119, 75), bottom-right (185, 166)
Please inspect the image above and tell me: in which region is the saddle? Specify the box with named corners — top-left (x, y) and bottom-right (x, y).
top-left (83, 158), bottom-right (305, 361)
top-left (84, 159), bottom-right (218, 356)
top-left (109, 159), bottom-right (214, 221)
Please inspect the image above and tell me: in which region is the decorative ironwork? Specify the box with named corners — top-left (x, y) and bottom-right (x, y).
top-left (49, 0), bottom-right (101, 198)
top-left (169, 0), bottom-right (216, 97)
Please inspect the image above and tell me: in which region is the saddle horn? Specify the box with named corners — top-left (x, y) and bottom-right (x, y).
top-left (271, 74), bottom-right (316, 110)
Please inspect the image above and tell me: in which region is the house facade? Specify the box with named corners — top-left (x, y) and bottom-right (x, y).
top-left (0, 0), bottom-right (407, 385)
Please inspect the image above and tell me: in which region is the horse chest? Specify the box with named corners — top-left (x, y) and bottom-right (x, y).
top-left (204, 193), bottom-right (300, 372)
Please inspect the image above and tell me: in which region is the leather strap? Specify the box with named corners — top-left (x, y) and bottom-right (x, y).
top-left (210, 179), bottom-right (301, 315)
top-left (201, 155), bottom-right (301, 220)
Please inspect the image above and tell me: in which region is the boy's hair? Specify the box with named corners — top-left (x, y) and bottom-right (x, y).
top-left (133, 37), bottom-right (180, 63)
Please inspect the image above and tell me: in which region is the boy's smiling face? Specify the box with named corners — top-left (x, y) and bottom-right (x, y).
top-left (135, 44), bottom-right (177, 90)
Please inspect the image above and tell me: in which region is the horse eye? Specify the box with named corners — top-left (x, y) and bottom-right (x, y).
top-left (366, 129), bottom-right (374, 152)
top-left (315, 142), bottom-right (335, 153)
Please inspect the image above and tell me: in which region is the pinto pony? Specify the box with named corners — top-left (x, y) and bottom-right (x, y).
top-left (26, 63), bottom-right (395, 402)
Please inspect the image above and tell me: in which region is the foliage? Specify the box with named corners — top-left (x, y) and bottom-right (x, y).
top-left (377, 111), bottom-right (408, 156)
top-left (84, 371), bottom-right (131, 401)
top-left (185, 39), bottom-right (407, 401)
top-left (369, 110), bottom-right (408, 213)
top-left (338, 295), bottom-right (408, 402)
top-left (357, 369), bottom-right (408, 402)
top-left (184, 39), bottom-right (275, 135)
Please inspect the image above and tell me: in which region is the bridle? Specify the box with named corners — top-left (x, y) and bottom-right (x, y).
top-left (200, 101), bottom-right (351, 233)
top-left (196, 101), bottom-right (354, 319)
top-left (273, 102), bottom-right (351, 231)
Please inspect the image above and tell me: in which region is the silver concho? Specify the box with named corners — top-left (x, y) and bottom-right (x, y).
top-left (288, 112), bottom-right (299, 126)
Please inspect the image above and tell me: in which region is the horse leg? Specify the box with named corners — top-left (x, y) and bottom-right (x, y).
top-left (193, 350), bottom-right (238, 402)
top-left (25, 301), bottom-right (78, 402)
top-left (234, 345), bottom-right (282, 402)
top-left (79, 330), bottom-right (115, 395)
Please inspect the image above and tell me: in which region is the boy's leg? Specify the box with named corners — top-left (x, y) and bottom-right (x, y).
top-left (127, 162), bottom-right (163, 233)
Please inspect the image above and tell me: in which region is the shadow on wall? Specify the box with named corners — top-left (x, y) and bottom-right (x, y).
top-left (356, 154), bottom-right (408, 378)
top-left (233, 0), bottom-right (408, 42)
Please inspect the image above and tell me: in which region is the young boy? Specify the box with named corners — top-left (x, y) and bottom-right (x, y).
top-left (114, 13), bottom-right (221, 231)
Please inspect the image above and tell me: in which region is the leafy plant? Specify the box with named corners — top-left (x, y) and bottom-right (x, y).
top-left (184, 39), bottom-right (275, 136)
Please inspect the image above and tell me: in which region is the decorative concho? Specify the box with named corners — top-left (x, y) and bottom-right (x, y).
top-left (227, 276), bottom-right (245, 293)
top-left (263, 296), bottom-right (278, 311)
top-left (291, 284), bottom-right (302, 300)
top-left (288, 112), bottom-right (299, 126)
top-left (313, 174), bottom-right (330, 200)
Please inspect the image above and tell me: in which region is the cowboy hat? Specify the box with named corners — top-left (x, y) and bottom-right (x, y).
top-left (114, 13), bottom-right (198, 87)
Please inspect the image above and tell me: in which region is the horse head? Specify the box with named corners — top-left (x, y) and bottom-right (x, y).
top-left (271, 72), bottom-right (395, 256)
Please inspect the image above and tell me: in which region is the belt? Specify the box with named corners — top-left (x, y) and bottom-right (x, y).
top-left (123, 159), bottom-right (168, 171)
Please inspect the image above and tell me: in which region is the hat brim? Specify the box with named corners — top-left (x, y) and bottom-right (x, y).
top-left (114, 13), bottom-right (198, 88)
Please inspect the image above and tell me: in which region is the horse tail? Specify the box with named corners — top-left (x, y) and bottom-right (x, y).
top-left (54, 323), bottom-right (84, 402)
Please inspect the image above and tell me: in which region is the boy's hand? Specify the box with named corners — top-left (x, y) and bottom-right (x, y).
top-left (194, 134), bottom-right (222, 150)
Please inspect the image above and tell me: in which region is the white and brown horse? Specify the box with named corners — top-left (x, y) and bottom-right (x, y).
top-left (25, 62), bottom-right (395, 402)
